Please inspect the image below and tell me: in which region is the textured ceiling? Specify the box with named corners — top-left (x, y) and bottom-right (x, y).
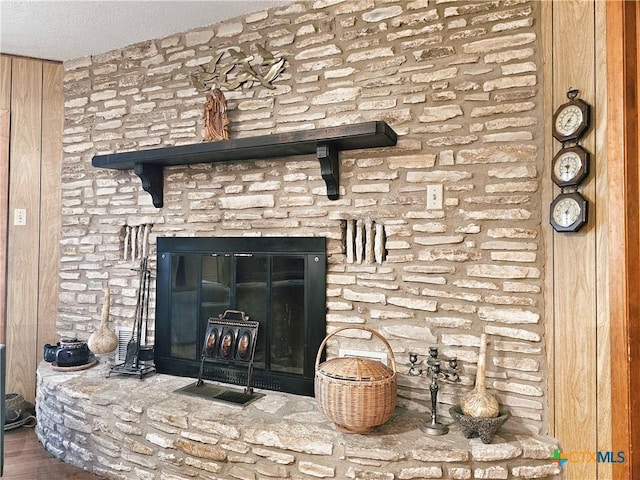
top-left (0, 0), bottom-right (292, 62)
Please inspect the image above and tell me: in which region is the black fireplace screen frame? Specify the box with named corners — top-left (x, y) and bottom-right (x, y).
top-left (155, 237), bottom-right (326, 397)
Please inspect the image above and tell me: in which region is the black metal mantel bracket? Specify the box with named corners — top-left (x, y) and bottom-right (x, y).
top-left (134, 163), bottom-right (164, 209)
top-left (92, 121), bottom-right (397, 208)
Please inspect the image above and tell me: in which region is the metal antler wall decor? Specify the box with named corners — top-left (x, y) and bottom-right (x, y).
top-left (190, 44), bottom-right (286, 92)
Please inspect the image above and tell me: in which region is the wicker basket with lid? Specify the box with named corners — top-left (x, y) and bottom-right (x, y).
top-left (315, 326), bottom-right (397, 433)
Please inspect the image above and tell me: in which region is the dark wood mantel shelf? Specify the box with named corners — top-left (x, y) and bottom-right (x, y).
top-left (91, 121), bottom-right (398, 207)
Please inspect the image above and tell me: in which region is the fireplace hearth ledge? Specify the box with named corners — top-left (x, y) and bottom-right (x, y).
top-left (36, 362), bottom-right (560, 479)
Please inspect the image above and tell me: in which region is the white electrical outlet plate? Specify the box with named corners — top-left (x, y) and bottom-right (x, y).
top-left (14, 209), bottom-right (27, 226)
top-left (426, 184), bottom-right (443, 210)
top-left (338, 348), bottom-right (389, 366)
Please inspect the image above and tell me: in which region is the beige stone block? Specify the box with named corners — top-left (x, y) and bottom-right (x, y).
top-left (123, 437), bottom-right (154, 456)
top-left (415, 235), bottom-right (464, 246)
top-left (426, 135), bottom-right (479, 147)
top-left (351, 183), bottom-right (390, 193)
top-left (484, 326), bottom-right (540, 342)
top-left (346, 467), bottom-right (394, 480)
top-left (256, 462), bottom-right (289, 478)
top-left (402, 275), bottom-right (446, 285)
top-left (411, 67), bottom-right (458, 83)
top-left (65, 56), bottom-right (92, 71)
top-left (414, 46), bottom-right (456, 62)
top-left (228, 465), bottom-right (257, 480)
top-left (493, 381), bottom-right (543, 398)
top-left (467, 264), bottom-right (540, 280)
top-left (347, 47), bottom-right (395, 63)
top-left (243, 427), bottom-right (333, 456)
top-left (425, 316), bottom-right (474, 329)
top-left (516, 436), bottom-right (557, 460)
top-left (295, 44), bottom-right (342, 60)
top-left (473, 465), bottom-right (509, 479)
top-left (419, 105), bottom-right (463, 123)
top-left (95, 119), bottom-right (123, 131)
top-left (398, 466), bottom-right (442, 479)
top-left (182, 455), bottom-right (222, 473)
top-left (218, 195), bottom-right (275, 210)
top-left (417, 249), bottom-right (480, 263)
top-left (311, 87), bottom-right (360, 105)
top-left (493, 357), bottom-right (539, 372)
top-left (483, 132), bottom-right (534, 143)
top-left (471, 102), bottom-right (536, 118)
top-left (175, 438), bottom-right (227, 461)
top-left (406, 170), bottom-right (471, 183)
top-left (485, 294), bottom-right (536, 307)
top-left (362, 5), bottom-right (402, 22)
top-left (420, 287), bottom-right (482, 303)
top-left (295, 461), bottom-right (336, 479)
top-left (248, 181), bottom-right (282, 192)
top-left (383, 324), bottom-right (437, 342)
top-left (115, 421), bottom-right (142, 436)
top-left (484, 74), bottom-right (537, 92)
top-left (490, 251), bottom-right (536, 263)
top-left (478, 306), bottom-right (539, 324)
top-left (463, 33), bottom-right (536, 54)
top-left (252, 447), bottom-right (296, 465)
top-left (343, 288), bottom-right (386, 304)
top-left (511, 464), bottom-right (561, 478)
top-left (460, 208), bottom-right (531, 221)
top-left (411, 448), bottom-right (469, 462)
top-left (145, 432), bottom-right (175, 449)
top-left (446, 466), bottom-right (472, 479)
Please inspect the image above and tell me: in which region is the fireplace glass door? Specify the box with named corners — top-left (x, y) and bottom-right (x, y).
top-left (155, 237), bottom-right (326, 396)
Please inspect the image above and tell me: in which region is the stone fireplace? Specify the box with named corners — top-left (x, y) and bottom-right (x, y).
top-left (46, 1), bottom-right (560, 477)
top-left (154, 236), bottom-right (326, 396)
top-left (38, 0), bottom-right (559, 480)
top-left (59, 0), bottom-right (547, 433)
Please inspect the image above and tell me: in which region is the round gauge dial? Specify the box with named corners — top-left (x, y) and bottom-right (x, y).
top-left (554, 106), bottom-right (583, 136)
top-left (552, 98), bottom-right (590, 143)
top-left (550, 192), bottom-right (588, 232)
top-left (551, 145), bottom-right (589, 187)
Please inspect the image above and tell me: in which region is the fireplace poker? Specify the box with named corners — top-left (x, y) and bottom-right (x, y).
top-left (124, 257), bottom-right (147, 369)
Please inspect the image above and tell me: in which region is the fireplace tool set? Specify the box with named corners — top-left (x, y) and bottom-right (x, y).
top-left (409, 348), bottom-right (460, 435)
top-left (109, 257), bottom-right (156, 379)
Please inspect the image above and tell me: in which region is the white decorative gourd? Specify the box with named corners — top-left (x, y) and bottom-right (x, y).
top-left (87, 286), bottom-right (118, 354)
top-left (460, 333), bottom-right (500, 418)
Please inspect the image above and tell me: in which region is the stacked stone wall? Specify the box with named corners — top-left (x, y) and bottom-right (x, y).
top-left (60, 0), bottom-right (546, 434)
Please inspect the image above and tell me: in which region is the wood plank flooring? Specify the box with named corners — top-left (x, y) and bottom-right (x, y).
top-left (3, 427), bottom-right (104, 479)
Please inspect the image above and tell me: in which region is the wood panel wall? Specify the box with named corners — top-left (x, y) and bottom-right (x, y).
top-left (0, 55), bottom-right (62, 403)
top-left (544, 2), bottom-right (613, 479)
top-left (1, 57), bottom-right (11, 345)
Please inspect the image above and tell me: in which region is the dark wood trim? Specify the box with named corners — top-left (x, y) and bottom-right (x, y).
top-left (0, 110), bottom-right (9, 344)
top-left (92, 121), bottom-right (397, 206)
top-left (607, 1), bottom-right (639, 479)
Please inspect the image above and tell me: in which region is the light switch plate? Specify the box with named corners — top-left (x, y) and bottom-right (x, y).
top-left (14, 209), bottom-right (27, 226)
top-left (426, 184), bottom-right (443, 210)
